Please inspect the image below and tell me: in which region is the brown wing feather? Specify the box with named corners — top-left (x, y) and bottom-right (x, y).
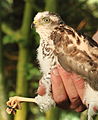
top-left (58, 52), bottom-right (98, 91)
top-left (51, 25), bottom-right (98, 91)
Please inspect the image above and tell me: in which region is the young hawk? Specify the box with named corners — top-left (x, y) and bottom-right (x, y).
top-left (6, 11), bottom-right (98, 120)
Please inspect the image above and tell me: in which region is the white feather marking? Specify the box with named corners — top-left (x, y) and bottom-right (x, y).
top-left (83, 83), bottom-right (98, 120)
top-left (34, 11), bottom-right (49, 21)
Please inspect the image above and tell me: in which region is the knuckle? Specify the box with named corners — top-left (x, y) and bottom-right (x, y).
top-left (70, 96), bottom-right (81, 109)
top-left (71, 96), bottom-right (80, 104)
top-left (75, 105), bottom-right (86, 112)
top-left (54, 95), bottom-right (67, 104)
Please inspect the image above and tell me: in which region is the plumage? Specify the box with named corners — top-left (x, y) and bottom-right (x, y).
top-left (51, 24), bottom-right (98, 91)
top-left (6, 11), bottom-right (98, 120)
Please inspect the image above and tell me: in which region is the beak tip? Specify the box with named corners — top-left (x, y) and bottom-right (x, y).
top-left (31, 23), bottom-right (35, 29)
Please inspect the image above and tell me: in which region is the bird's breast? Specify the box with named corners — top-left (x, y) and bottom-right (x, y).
top-left (37, 41), bottom-right (58, 74)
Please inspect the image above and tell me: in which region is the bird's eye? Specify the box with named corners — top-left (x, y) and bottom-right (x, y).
top-left (42, 17), bottom-right (50, 23)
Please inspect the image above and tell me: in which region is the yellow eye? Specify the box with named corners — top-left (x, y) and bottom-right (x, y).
top-left (42, 17), bottom-right (50, 23)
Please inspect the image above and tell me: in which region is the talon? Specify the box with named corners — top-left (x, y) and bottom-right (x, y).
top-left (6, 96), bottom-right (22, 114)
top-left (12, 102), bottom-right (21, 110)
top-left (12, 109), bottom-right (16, 115)
top-left (6, 96), bottom-right (36, 114)
top-left (6, 107), bottom-right (12, 114)
top-left (7, 106), bottom-right (12, 109)
top-left (6, 107), bottom-right (16, 114)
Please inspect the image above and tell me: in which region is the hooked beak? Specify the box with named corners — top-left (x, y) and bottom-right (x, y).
top-left (31, 23), bottom-right (35, 29)
top-left (31, 20), bottom-right (37, 29)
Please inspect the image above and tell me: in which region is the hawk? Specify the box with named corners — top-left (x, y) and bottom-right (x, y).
top-left (6, 11), bottom-right (98, 120)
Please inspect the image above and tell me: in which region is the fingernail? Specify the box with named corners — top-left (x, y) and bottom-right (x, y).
top-left (52, 68), bottom-right (59, 76)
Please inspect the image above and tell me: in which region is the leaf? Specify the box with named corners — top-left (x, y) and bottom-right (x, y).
top-left (9, 91), bottom-right (16, 97)
top-left (3, 35), bottom-right (17, 44)
top-left (25, 63), bottom-right (41, 81)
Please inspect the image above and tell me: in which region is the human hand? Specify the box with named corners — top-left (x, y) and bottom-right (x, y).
top-left (51, 65), bottom-right (86, 112)
top-left (37, 65), bottom-right (86, 112)
top-left (37, 31), bottom-right (98, 112)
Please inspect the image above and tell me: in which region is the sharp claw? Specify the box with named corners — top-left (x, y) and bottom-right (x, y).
top-left (6, 108), bottom-right (12, 114)
top-left (12, 109), bottom-right (16, 115)
top-left (12, 102), bottom-right (21, 110)
top-left (12, 103), bottom-right (18, 109)
top-left (6, 101), bottom-right (11, 106)
top-left (6, 107), bottom-right (16, 114)
top-left (17, 103), bottom-right (21, 109)
top-left (6, 96), bottom-right (22, 114)
top-left (7, 105), bottom-right (12, 109)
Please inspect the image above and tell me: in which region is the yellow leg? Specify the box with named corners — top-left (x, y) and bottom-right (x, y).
top-left (9, 96), bottom-right (36, 103)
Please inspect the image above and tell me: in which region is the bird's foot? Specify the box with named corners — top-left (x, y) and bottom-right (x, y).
top-left (6, 96), bottom-right (22, 114)
top-left (6, 96), bottom-right (36, 114)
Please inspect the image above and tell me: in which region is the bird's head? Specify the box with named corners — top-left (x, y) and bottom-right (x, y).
top-left (31, 11), bottom-right (64, 34)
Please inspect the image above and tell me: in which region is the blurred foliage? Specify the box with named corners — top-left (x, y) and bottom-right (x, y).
top-left (0, 0), bottom-right (98, 120)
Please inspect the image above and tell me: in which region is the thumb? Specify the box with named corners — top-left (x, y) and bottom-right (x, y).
top-left (37, 84), bottom-right (46, 96)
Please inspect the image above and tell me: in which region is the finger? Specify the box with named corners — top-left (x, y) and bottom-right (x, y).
top-left (56, 100), bottom-right (70, 109)
top-left (51, 67), bottom-right (68, 104)
top-left (75, 104), bottom-right (86, 112)
top-left (71, 73), bottom-right (85, 100)
top-left (69, 97), bottom-right (82, 110)
top-left (57, 65), bottom-right (80, 109)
